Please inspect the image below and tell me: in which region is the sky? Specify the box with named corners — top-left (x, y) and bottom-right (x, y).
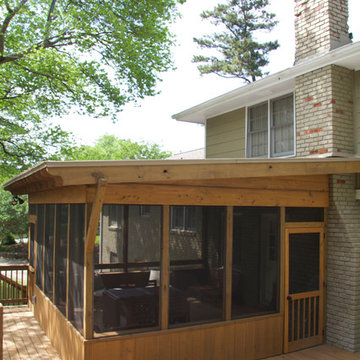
top-left (58, 0), bottom-right (360, 155)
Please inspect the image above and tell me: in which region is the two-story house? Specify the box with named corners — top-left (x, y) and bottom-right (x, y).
top-left (173, 0), bottom-right (360, 353)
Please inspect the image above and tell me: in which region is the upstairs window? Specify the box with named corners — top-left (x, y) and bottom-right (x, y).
top-left (170, 206), bottom-right (197, 232)
top-left (247, 94), bottom-right (294, 158)
top-left (108, 204), bottom-right (123, 229)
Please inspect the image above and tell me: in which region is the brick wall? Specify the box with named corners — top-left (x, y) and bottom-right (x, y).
top-left (295, 63), bottom-right (360, 351)
top-left (354, 71), bottom-right (360, 155)
top-left (327, 174), bottom-right (360, 352)
top-left (295, 0), bottom-right (351, 63)
top-left (296, 65), bottom-right (354, 157)
top-left (332, 66), bottom-right (354, 154)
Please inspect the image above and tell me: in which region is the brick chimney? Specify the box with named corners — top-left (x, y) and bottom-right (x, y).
top-left (295, 0), bottom-right (351, 64)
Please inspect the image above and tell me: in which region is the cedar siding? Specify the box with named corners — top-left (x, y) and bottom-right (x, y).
top-left (206, 108), bottom-right (245, 158)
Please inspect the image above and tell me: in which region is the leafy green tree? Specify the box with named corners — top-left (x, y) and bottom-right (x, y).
top-left (0, 0), bottom-right (185, 170)
top-left (66, 135), bottom-right (172, 160)
top-left (193, 0), bottom-right (279, 83)
top-left (0, 136), bottom-right (171, 244)
top-left (0, 174), bottom-right (28, 244)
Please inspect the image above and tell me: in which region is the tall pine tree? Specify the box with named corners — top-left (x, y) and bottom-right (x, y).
top-left (193, 0), bottom-right (279, 83)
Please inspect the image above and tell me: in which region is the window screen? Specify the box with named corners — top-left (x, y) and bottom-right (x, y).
top-left (54, 204), bottom-right (68, 316)
top-left (29, 204), bottom-right (36, 268)
top-left (286, 207), bottom-right (324, 222)
top-left (247, 102), bottom-right (268, 158)
top-left (247, 94), bottom-right (294, 158)
top-left (170, 206), bottom-right (197, 232)
top-left (169, 206), bottom-right (225, 326)
top-left (44, 204), bottom-right (55, 300)
top-left (100, 204), bottom-right (124, 265)
top-left (108, 204), bottom-right (123, 229)
top-left (35, 204), bottom-right (45, 290)
top-left (68, 204), bottom-right (85, 333)
top-left (94, 205), bottom-right (162, 333)
top-left (289, 233), bottom-right (320, 294)
top-left (232, 207), bottom-right (280, 319)
top-left (271, 94), bottom-right (294, 157)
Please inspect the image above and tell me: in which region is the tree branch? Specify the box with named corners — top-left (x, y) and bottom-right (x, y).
top-left (12, 60), bottom-right (77, 95)
top-left (44, 0), bottom-right (58, 46)
top-left (4, 0), bottom-right (13, 13)
top-left (0, 139), bottom-right (28, 159)
top-left (0, 0), bottom-right (29, 55)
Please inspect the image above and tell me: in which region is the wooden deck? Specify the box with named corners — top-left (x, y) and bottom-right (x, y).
top-left (3, 306), bottom-right (61, 359)
top-left (2, 305), bottom-right (360, 360)
top-left (267, 344), bottom-right (360, 359)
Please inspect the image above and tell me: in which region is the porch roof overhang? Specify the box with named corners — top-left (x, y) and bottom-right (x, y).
top-left (172, 41), bottom-right (360, 124)
top-left (4, 157), bottom-right (360, 195)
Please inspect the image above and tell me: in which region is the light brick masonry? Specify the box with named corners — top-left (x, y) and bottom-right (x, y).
top-left (327, 175), bottom-right (360, 352)
top-left (296, 65), bottom-right (354, 157)
top-left (295, 0), bottom-right (351, 63)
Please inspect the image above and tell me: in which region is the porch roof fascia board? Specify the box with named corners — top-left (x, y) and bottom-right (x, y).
top-left (4, 157), bottom-right (360, 195)
top-left (172, 41), bottom-right (360, 124)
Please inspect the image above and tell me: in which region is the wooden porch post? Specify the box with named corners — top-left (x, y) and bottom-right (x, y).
top-left (83, 178), bottom-right (107, 339)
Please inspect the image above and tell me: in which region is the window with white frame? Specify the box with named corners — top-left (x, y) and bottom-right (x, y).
top-left (139, 205), bottom-right (151, 217)
top-left (108, 204), bottom-right (123, 229)
top-left (170, 206), bottom-right (197, 232)
top-left (247, 94), bottom-right (294, 158)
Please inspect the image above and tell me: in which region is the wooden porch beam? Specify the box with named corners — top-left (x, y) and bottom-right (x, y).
top-left (5, 158), bottom-right (360, 195)
top-left (89, 183), bottom-right (329, 208)
top-left (44, 159), bottom-right (360, 187)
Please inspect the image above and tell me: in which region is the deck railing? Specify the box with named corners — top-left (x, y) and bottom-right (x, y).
top-left (0, 265), bottom-right (28, 305)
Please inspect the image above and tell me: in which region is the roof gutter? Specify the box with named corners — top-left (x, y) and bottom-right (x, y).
top-left (172, 41), bottom-right (360, 124)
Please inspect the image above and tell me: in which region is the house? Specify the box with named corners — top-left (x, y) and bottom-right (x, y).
top-left (172, 0), bottom-right (360, 353)
top-left (168, 148), bottom-right (205, 159)
top-left (3, 0), bottom-right (360, 359)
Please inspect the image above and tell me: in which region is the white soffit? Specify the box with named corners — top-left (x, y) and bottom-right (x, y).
top-left (173, 41), bottom-right (360, 124)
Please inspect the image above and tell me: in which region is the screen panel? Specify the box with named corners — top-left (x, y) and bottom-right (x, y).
top-left (232, 207), bottom-right (280, 319)
top-left (68, 204), bottom-right (85, 333)
top-left (35, 204), bottom-right (45, 290)
top-left (44, 204), bottom-right (55, 300)
top-left (54, 204), bottom-right (68, 316)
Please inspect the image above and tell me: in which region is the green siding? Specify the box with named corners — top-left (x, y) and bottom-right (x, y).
top-left (206, 108), bottom-right (245, 158)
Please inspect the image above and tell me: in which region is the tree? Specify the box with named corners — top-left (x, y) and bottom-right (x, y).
top-left (0, 174), bottom-right (28, 243)
top-left (66, 135), bottom-right (172, 160)
top-left (0, 136), bottom-right (171, 243)
top-left (0, 0), bottom-right (185, 171)
top-left (193, 0), bottom-right (279, 83)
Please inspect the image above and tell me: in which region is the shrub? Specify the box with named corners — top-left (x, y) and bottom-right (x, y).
top-left (2, 233), bottom-right (16, 245)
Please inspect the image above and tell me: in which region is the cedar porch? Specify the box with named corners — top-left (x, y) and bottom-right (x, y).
top-left (3, 158), bottom-right (360, 360)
